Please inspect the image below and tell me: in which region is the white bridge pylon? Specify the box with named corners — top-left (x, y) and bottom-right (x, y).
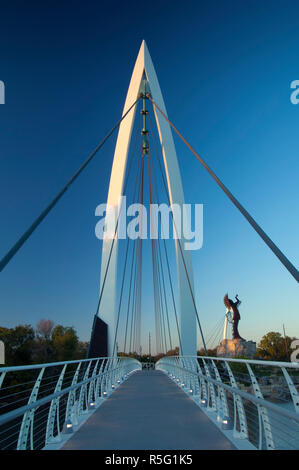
top-left (99, 40), bottom-right (197, 357)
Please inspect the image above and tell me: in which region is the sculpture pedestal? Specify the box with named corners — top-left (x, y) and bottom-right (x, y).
top-left (217, 339), bottom-right (256, 359)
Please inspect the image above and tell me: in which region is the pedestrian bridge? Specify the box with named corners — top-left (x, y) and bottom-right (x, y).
top-left (60, 370), bottom-right (235, 450)
top-left (1, 355), bottom-right (299, 450)
top-left (0, 41), bottom-right (298, 453)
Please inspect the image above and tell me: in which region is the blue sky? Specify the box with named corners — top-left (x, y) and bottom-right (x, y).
top-left (0, 0), bottom-right (298, 353)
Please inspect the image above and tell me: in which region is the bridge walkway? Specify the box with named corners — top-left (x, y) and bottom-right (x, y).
top-left (62, 370), bottom-right (236, 450)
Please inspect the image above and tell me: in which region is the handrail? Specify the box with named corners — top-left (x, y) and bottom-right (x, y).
top-left (0, 362), bottom-right (134, 427)
top-left (0, 356), bottom-right (141, 450)
top-left (156, 355), bottom-right (299, 450)
top-left (158, 358), bottom-right (299, 423)
top-left (177, 355), bottom-right (299, 369)
top-left (0, 357), bottom-right (102, 373)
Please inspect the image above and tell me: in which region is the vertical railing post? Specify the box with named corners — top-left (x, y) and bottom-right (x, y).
top-left (65, 361), bottom-right (82, 426)
top-left (78, 360), bottom-right (92, 415)
top-left (210, 359), bottom-right (229, 421)
top-left (224, 361), bottom-right (248, 439)
top-left (17, 367), bottom-right (45, 450)
top-left (45, 364), bottom-right (67, 444)
top-left (281, 367), bottom-right (299, 413)
top-left (196, 360), bottom-right (208, 403)
top-left (202, 359), bottom-right (217, 411)
top-left (95, 359), bottom-right (105, 403)
top-left (105, 358), bottom-right (112, 394)
top-left (0, 371), bottom-right (6, 389)
top-left (190, 358), bottom-right (201, 397)
top-left (246, 363), bottom-right (275, 450)
top-left (87, 359), bottom-right (99, 407)
top-left (102, 358), bottom-right (110, 395)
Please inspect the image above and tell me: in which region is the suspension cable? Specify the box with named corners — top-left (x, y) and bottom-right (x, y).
top-left (0, 99), bottom-right (140, 274)
top-left (123, 240), bottom-right (137, 354)
top-left (112, 142), bottom-right (144, 356)
top-left (149, 96), bottom-right (299, 284)
top-left (156, 241), bottom-right (169, 354)
top-left (129, 242), bottom-right (139, 354)
top-left (134, 151), bottom-right (145, 354)
top-left (205, 316), bottom-right (225, 347)
top-left (88, 103), bottom-right (141, 356)
top-left (156, 235), bottom-right (173, 351)
top-left (147, 150), bottom-right (173, 352)
top-left (119, 157), bottom-right (143, 355)
top-left (148, 111), bottom-right (207, 354)
top-left (149, 144), bottom-right (183, 354)
top-left (153, 223), bottom-right (167, 354)
top-left (205, 316), bottom-right (225, 349)
top-left (129, 150), bottom-right (145, 354)
top-left (93, 104), bottom-right (141, 319)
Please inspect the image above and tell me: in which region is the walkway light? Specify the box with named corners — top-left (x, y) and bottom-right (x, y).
top-left (103, 391), bottom-right (107, 397)
top-left (88, 402), bottom-right (95, 410)
top-left (201, 398), bottom-right (207, 408)
top-left (181, 383), bottom-right (185, 387)
top-left (62, 419), bottom-right (73, 434)
top-left (117, 379), bottom-right (121, 384)
top-left (189, 389), bottom-right (193, 395)
top-left (111, 384), bottom-right (115, 389)
top-left (221, 416), bottom-right (233, 430)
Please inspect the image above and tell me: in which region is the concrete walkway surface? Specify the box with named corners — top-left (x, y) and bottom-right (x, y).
top-left (62, 370), bottom-right (236, 450)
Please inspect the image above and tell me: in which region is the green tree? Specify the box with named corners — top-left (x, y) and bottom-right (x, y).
top-left (52, 325), bottom-right (79, 361)
top-left (197, 347), bottom-right (217, 357)
top-left (0, 325), bottom-right (35, 366)
top-left (255, 331), bottom-right (297, 362)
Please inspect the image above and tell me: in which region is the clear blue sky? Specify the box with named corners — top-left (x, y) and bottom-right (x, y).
top-left (0, 0), bottom-right (298, 353)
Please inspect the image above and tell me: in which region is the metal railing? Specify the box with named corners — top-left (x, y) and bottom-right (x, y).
top-left (0, 356), bottom-right (141, 450)
top-left (156, 355), bottom-right (299, 450)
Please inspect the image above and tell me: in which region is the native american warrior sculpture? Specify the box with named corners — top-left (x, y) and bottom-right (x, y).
top-left (224, 293), bottom-right (244, 341)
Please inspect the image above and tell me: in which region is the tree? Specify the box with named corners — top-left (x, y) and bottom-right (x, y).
top-left (75, 341), bottom-right (89, 359)
top-left (255, 331), bottom-right (297, 362)
top-left (0, 325), bottom-right (35, 366)
top-left (0, 321), bottom-right (88, 366)
top-left (52, 325), bottom-right (79, 361)
top-left (31, 319), bottom-right (55, 364)
top-left (166, 347), bottom-right (179, 356)
top-left (36, 319), bottom-right (54, 340)
top-left (197, 347), bottom-right (217, 357)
